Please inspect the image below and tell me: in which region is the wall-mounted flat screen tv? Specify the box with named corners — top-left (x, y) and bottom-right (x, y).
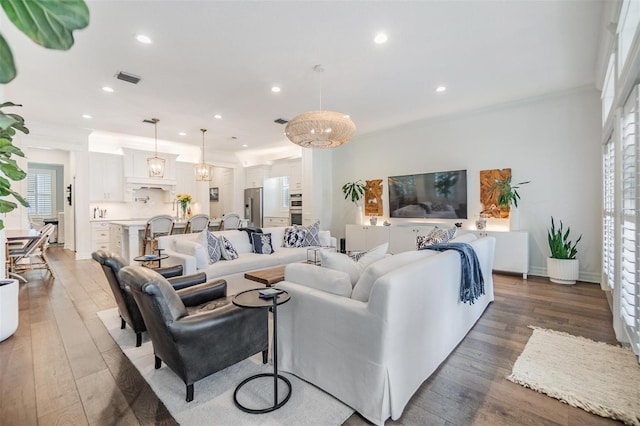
top-left (388, 169), bottom-right (467, 219)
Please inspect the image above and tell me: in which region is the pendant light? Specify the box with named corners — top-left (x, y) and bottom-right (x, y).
top-left (145, 118), bottom-right (165, 178)
top-left (285, 64), bottom-right (356, 148)
top-left (194, 128), bottom-right (214, 181)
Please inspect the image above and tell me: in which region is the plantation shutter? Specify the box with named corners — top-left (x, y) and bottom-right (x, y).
top-left (621, 87), bottom-right (640, 357)
top-left (603, 134), bottom-right (616, 290)
top-left (26, 169), bottom-right (54, 216)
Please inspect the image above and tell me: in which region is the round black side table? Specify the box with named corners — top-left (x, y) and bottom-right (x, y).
top-left (232, 288), bottom-right (291, 413)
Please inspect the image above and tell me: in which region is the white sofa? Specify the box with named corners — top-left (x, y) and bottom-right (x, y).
top-left (156, 226), bottom-right (336, 279)
top-left (276, 234), bottom-right (496, 425)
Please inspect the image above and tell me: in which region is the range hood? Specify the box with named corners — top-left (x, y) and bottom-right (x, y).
top-left (125, 176), bottom-right (177, 191)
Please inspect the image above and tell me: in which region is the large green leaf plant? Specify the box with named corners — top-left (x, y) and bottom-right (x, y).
top-left (0, 0), bottom-right (89, 229)
top-left (547, 216), bottom-right (582, 260)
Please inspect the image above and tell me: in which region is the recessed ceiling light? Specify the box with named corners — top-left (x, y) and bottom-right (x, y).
top-left (242, 144), bottom-right (248, 148)
top-left (136, 34), bottom-right (152, 44)
top-left (214, 114), bottom-right (222, 119)
top-left (435, 85), bottom-right (447, 93)
top-left (374, 33), bottom-right (388, 44)
top-left (82, 114), bottom-right (92, 119)
top-left (178, 132), bottom-right (186, 136)
top-left (102, 86), bottom-right (114, 93)
top-left (271, 86), bottom-right (281, 93)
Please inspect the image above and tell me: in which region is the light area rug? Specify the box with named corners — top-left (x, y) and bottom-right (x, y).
top-left (97, 308), bottom-right (354, 425)
top-left (507, 326), bottom-right (640, 426)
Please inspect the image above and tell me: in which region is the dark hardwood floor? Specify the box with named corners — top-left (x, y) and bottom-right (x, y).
top-left (0, 247), bottom-right (621, 425)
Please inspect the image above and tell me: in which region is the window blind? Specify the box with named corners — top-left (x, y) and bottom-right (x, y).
top-left (26, 169), bottom-right (54, 216)
top-left (621, 87), bottom-right (640, 356)
top-left (603, 134), bottom-right (615, 289)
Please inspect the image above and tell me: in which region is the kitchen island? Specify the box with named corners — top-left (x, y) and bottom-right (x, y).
top-left (108, 218), bottom-right (222, 264)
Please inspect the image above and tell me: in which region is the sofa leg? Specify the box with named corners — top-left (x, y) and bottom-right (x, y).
top-left (186, 384), bottom-right (194, 402)
top-left (120, 317), bottom-right (126, 329)
top-left (262, 349), bottom-right (268, 364)
top-left (155, 356), bottom-right (162, 369)
top-left (136, 332), bottom-right (142, 347)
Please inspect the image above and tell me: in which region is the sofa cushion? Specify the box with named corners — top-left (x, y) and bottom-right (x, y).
top-left (175, 239), bottom-right (209, 270)
top-left (196, 230), bottom-right (221, 264)
top-left (318, 230), bottom-right (331, 247)
top-left (416, 225), bottom-right (457, 249)
top-left (262, 227), bottom-right (285, 248)
top-left (283, 226), bottom-right (307, 248)
top-left (252, 233), bottom-right (274, 254)
top-left (284, 263), bottom-right (352, 297)
top-left (351, 250), bottom-right (438, 302)
top-left (214, 230), bottom-right (253, 254)
top-left (219, 236), bottom-right (239, 260)
top-left (321, 243), bottom-right (388, 286)
top-left (450, 232), bottom-right (478, 243)
top-left (303, 221), bottom-right (321, 246)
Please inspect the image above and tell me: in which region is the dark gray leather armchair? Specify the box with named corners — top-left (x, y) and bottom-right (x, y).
top-left (118, 265), bottom-right (269, 402)
top-left (92, 250), bottom-right (216, 347)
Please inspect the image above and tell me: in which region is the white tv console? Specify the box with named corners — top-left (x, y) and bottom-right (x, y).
top-left (345, 224), bottom-right (529, 279)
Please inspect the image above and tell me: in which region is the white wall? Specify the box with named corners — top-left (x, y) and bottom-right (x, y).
top-left (330, 87), bottom-right (602, 282)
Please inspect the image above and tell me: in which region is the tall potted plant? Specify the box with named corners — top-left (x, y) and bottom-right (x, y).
top-left (342, 180), bottom-right (366, 225)
top-left (547, 216), bottom-right (582, 284)
top-left (490, 176), bottom-right (529, 230)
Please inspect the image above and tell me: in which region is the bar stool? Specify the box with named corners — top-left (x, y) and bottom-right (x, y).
top-left (142, 215), bottom-right (175, 255)
top-left (219, 213), bottom-right (240, 231)
top-left (184, 214), bottom-right (210, 234)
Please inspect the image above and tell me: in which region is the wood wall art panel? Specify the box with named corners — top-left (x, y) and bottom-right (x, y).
top-left (365, 179), bottom-right (383, 216)
top-left (480, 168), bottom-right (511, 218)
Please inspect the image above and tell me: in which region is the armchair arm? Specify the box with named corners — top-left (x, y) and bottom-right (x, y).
top-left (169, 272), bottom-right (206, 290)
top-left (176, 279), bottom-right (227, 307)
top-left (162, 249), bottom-right (197, 275)
top-left (155, 264), bottom-right (183, 279)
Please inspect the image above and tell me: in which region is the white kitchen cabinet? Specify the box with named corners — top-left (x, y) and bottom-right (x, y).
top-left (91, 221), bottom-right (110, 252)
top-left (264, 217), bottom-right (289, 227)
top-left (89, 153), bottom-right (124, 201)
top-left (109, 224), bottom-right (123, 256)
top-left (345, 224), bottom-right (390, 252)
top-left (122, 148), bottom-right (177, 181)
top-left (289, 159), bottom-right (302, 192)
top-left (245, 165), bottom-right (268, 188)
top-left (470, 230), bottom-right (529, 278)
top-left (174, 161), bottom-right (197, 198)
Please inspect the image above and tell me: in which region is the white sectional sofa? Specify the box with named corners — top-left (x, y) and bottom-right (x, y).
top-left (156, 226), bottom-right (336, 279)
top-left (276, 234), bottom-right (496, 425)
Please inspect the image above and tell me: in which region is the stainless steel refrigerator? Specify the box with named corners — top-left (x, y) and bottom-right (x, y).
top-left (244, 187), bottom-right (263, 228)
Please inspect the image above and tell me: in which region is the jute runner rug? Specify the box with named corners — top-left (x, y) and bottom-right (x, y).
top-left (508, 326), bottom-right (640, 425)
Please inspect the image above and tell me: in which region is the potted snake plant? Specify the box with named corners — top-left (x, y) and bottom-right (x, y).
top-left (342, 180), bottom-right (366, 225)
top-left (547, 216), bottom-right (582, 284)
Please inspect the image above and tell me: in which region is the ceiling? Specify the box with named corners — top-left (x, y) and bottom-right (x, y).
top-left (2, 1), bottom-right (605, 156)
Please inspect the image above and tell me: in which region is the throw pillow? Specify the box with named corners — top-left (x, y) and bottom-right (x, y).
top-left (282, 226), bottom-right (307, 248)
top-left (218, 236), bottom-right (239, 260)
top-left (251, 233), bottom-right (274, 254)
top-left (321, 242), bottom-right (388, 286)
top-left (416, 225), bottom-right (458, 249)
top-left (196, 229), bottom-right (222, 264)
top-left (303, 220), bottom-right (321, 246)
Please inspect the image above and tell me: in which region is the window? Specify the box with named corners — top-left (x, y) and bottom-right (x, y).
top-left (603, 133), bottom-right (615, 290)
top-left (620, 87), bottom-right (639, 356)
top-left (618, 0), bottom-right (640, 74)
top-left (26, 168), bottom-right (55, 216)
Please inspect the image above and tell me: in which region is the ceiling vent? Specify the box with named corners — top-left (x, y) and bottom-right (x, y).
top-left (116, 71), bottom-right (141, 84)
top-left (274, 118), bottom-right (288, 125)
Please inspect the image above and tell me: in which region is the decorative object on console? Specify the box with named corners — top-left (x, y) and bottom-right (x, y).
top-left (364, 179), bottom-right (383, 216)
top-left (195, 128), bottom-right (214, 181)
top-left (285, 64), bottom-right (356, 148)
top-left (416, 225), bottom-right (457, 249)
top-left (144, 118), bottom-right (165, 178)
top-left (475, 214), bottom-right (488, 230)
top-left (369, 216), bottom-right (378, 226)
top-left (547, 216), bottom-right (581, 284)
top-left (176, 193), bottom-right (192, 220)
top-left (489, 174), bottom-right (530, 231)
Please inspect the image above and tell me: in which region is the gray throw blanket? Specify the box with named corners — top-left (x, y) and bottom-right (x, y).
top-left (424, 242), bottom-right (485, 305)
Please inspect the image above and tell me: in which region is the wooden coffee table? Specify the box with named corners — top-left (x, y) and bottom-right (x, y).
top-left (244, 265), bottom-right (286, 287)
